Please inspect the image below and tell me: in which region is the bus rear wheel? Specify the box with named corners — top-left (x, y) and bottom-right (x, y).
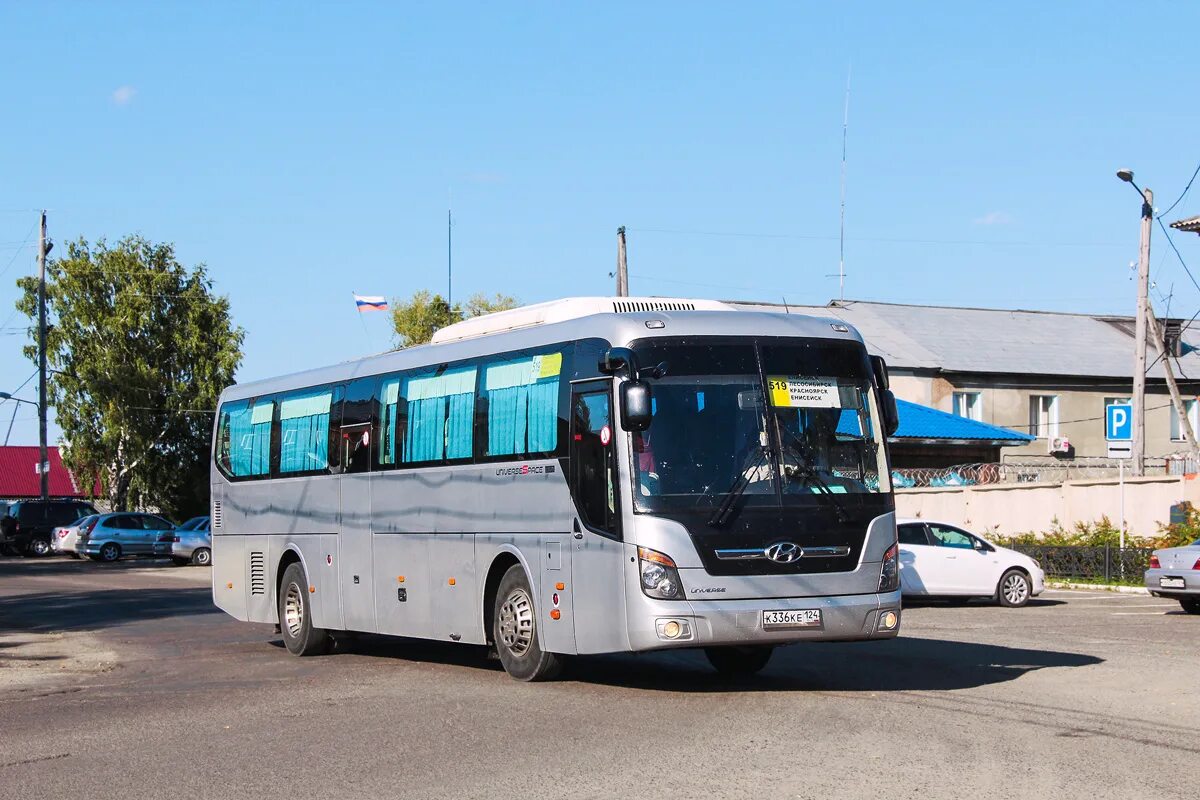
top-left (279, 562), bottom-right (331, 656)
top-left (493, 565), bottom-right (562, 682)
top-left (705, 645), bottom-right (775, 677)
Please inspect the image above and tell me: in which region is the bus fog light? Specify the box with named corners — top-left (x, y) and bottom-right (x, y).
top-left (879, 610), bottom-right (899, 631)
top-left (655, 618), bottom-right (692, 641)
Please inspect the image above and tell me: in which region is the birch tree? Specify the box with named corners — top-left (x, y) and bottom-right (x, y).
top-left (17, 236), bottom-right (243, 517)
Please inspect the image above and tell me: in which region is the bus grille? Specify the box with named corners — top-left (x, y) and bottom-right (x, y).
top-left (612, 300), bottom-right (696, 313)
top-left (249, 551), bottom-right (266, 595)
top-left (212, 500), bottom-right (222, 528)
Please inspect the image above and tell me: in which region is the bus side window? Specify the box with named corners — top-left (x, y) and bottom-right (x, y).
top-left (571, 388), bottom-right (617, 537)
top-left (341, 377), bottom-right (377, 475)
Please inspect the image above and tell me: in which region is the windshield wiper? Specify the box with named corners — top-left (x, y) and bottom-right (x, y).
top-left (707, 445), bottom-right (770, 527)
top-left (774, 429), bottom-right (849, 523)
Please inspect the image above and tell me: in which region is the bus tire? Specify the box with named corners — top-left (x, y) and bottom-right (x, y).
top-left (705, 645), bottom-right (775, 676)
top-left (279, 562), bottom-right (331, 656)
top-left (493, 564), bottom-right (562, 682)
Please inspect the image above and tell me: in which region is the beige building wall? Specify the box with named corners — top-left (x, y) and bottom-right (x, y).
top-left (888, 371), bottom-right (1196, 460)
top-left (895, 475), bottom-right (1200, 540)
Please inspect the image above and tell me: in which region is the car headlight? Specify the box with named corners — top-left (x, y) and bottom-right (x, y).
top-left (879, 543), bottom-right (899, 592)
top-left (638, 546), bottom-right (683, 600)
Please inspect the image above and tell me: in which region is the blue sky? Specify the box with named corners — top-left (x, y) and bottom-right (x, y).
top-left (2, 2), bottom-right (1199, 444)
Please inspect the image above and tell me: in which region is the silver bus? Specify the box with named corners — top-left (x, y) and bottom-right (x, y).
top-left (210, 297), bottom-right (903, 681)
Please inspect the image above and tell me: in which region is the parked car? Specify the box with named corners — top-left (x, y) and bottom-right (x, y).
top-left (171, 516), bottom-right (211, 566)
top-left (76, 512), bottom-right (176, 562)
top-left (897, 518), bottom-right (1045, 607)
top-left (1145, 537), bottom-right (1200, 614)
top-left (50, 514), bottom-right (100, 557)
top-left (0, 499), bottom-right (100, 557)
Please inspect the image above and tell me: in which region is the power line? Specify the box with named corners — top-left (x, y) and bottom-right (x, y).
top-left (628, 227), bottom-right (1127, 248)
top-left (1155, 217), bottom-right (1200, 295)
top-left (1156, 159), bottom-right (1200, 220)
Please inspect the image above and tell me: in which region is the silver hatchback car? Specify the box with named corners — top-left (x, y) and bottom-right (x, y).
top-left (170, 516), bottom-right (211, 566)
top-left (77, 513), bottom-right (176, 562)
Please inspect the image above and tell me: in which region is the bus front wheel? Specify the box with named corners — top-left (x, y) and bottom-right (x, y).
top-left (279, 562), bottom-right (332, 656)
top-left (493, 565), bottom-right (562, 682)
top-left (705, 645), bottom-right (775, 677)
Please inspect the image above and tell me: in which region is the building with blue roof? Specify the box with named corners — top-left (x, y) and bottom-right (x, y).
top-left (887, 398), bottom-right (1033, 469)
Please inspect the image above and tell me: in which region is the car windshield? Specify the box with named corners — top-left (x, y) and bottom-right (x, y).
top-left (629, 338), bottom-right (890, 513)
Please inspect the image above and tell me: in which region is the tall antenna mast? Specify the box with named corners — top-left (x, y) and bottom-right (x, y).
top-left (447, 191), bottom-right (453, 308)
top-left (838, 67), bottom-right (851, 302)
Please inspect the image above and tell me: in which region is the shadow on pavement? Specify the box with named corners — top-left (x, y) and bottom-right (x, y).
top-left (0, 555), bottom-right (188, 578)
top-left (901, 597), bottom-right (1066, 608)
top-left (0, 588), bottom-right (219, 634)
top-left (326, 631), bottom-right (1102, 693)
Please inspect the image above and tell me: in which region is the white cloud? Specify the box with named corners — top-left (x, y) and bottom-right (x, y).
top-left (111, 86), bottom-right (137, 106)
top-left (972, 211), bottom-right (1013, 226)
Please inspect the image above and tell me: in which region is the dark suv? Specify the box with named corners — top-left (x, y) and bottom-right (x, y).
top-left (0, 500), bottom-right (100, 557)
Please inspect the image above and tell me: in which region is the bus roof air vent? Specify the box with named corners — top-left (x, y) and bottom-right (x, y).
top-left (430, 296), bottom-right (737, 344)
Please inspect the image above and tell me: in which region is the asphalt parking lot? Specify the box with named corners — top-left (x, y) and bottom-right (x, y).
top-left (0, 557), bottom-right (1196, 800)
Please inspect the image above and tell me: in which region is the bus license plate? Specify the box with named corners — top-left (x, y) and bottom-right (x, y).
top-left (762, 609), bottom-right (822, 629)
top-left (1160, 576), bottom-right (1186, 590)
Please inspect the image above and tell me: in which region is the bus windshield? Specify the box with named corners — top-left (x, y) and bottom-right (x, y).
top-left (629, 338), bottom-right (890, 513)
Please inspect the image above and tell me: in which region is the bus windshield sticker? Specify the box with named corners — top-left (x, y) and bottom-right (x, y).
top-left (767, 376), bottom-right (842, 408)
top-left (535, 352), bottom-right (562, 378)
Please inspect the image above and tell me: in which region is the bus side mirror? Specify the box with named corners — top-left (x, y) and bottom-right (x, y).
top-left (870, 355), bottom-right (890, 391)
top-left (621, 381), bottom-right (653, 432)
top-left (881, 389), bottom-right (900, 437)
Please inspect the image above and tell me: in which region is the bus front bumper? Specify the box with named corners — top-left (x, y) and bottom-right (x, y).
top-left (628, 589), bottom-right (902, 651)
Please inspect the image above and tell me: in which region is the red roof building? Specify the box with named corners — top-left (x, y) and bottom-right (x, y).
top-left (0, 446), bottom-right (98, 499)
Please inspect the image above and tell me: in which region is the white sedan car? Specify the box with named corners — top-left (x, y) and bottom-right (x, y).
top-left (897, 518), bottom-right (1045, 607)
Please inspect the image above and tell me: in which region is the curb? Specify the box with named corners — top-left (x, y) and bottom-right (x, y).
top-left (1047, 580), bottom-right (1149, 595)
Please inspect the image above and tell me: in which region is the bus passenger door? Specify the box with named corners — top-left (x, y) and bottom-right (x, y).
top-left (569, 381), bottom-right (629, 654)
top-left (338, 377), bottom-right (378, 633)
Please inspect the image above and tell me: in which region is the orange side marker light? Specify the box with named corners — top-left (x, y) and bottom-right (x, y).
top-left (550, 609), bottom-right (561, 620)
top-left (448, 577), bottom-right (456, 586)
top-left (555, 582), bottom-right (565, 591)
top-left (309, 585), bottom-right (316, 593)
top-left (397, 575), bottom-right (405, 583)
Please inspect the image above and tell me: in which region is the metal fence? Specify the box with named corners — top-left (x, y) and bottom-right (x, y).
top-left (1008, 544), bottom-right (1154, 583)
top-left (892, 455), bottom-right (1196, 489)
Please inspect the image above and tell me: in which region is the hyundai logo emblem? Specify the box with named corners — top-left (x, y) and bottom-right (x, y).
top-left (764, 542), bottom-right (802, 563)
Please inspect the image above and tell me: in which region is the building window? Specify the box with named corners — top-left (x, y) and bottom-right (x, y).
top-left (952, 392), bottom-right (982, 421)
top-left (1028, 395), bottom-right (1059, 439)
top-left (1170, 399), bottom-right (1199, 442)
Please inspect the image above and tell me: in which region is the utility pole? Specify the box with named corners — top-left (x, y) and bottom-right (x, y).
top-left (615, 226), bottom-right (628, 297)
top-left (1131, 187), bottom-right (1153, 476)
top-left (1147, 305), bottom-right (1200, 457)
top-left (37, 210), bottom-right (49, 502)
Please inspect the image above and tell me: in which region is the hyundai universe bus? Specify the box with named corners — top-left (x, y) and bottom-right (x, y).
top-left (210, 297), bottom-right (902, 681)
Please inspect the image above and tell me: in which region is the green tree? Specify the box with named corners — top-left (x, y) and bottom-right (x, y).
top-left (390, 290), bottom-right (518, 347)
top-left (17, 236), bottom-right (243, 518)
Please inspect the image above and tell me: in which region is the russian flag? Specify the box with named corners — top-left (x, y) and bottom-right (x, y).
top-left (354, 294), bottom-right (389, 312)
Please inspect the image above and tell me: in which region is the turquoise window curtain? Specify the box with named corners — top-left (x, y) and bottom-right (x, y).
top-left (380, 378), bottom-right (400, 465)
top-left (402, 366), bottom-right (477, 463)
top-left (484, 352), bottom-right (562, 456)
top-left (279, 389), bottom-right (332, 473)
top-left (229, 400), bottom-right (273, 476)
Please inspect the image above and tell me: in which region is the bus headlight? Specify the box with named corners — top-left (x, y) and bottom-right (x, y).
top-left (879, 543), bottom-right (899, 592)
top-left (638, 546), bottom-right (683, 600)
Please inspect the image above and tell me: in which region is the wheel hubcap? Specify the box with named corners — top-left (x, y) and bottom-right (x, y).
top-left (497, 587), bottom-right (534, 657)
top-left (1004, 575), bottom-right (1028, 604)
top-left (196, 550), bottom-right (210, 565)
top-left (284, 582), bottom-right (305, 638)
top-left (102, 545), bottom-right (117, 560)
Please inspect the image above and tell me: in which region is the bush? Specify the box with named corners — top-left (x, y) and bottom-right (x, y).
top-left (1155, 502), bottom-right (1200, 548)
top-left (993, 510), bottom-right (1200, 550)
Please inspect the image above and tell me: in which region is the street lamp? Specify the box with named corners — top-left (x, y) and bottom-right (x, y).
top-left (1117, 168), bottom-right (1154, 476)
top-left (0, 392), bottom-right (42, 452)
